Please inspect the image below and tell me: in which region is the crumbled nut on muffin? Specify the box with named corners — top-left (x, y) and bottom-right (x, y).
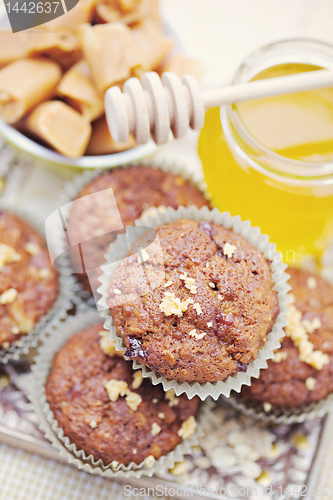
top-left (177, 416), bottom-right (196, 439)
top-left (241, 268), bottom-right (333, 408)
top-left (46, 323), bottom-right (199, 466)
top-left (108, 219), bottom-right (279, 384)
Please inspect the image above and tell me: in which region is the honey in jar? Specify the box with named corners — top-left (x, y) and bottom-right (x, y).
top-left (198, 40), bottom-right (333, 264)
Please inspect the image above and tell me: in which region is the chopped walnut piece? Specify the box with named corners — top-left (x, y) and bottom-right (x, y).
top-left (307, 277), bottom-right (317, 290)
top-left (285, 301), bottom-right (329, 370)
top-left (207, 321), bottom-right (213, 328)
top-left (208, 282), bottom-right (215, 288)
top-left (164, 280), bottom-right (173, 288)
top-left (165, 388), bottom-right (179, 407)
top-left (305, 377), bottom-right (316, 391)
top-left (99, 330), bottom-right (124, 357)
top-left (144, 455), bottom-right (154, 467)
top-left (159, 292), bottom-right (193, 317)
top-left (0, 244), bottom-right (21, 270)
top-left (138, 248), bottom-right (149, 264)
top-left (132, 370), bottom-right (143, 389)
top-left (177, 416), bottom-right (196, 439)
top-left (272, 351), bottom-right (288, 363)
top-left (151, 422), bottom-right (161, 436)
top-left (170, 460), bottom-right (190, 476)
top-left (188, 329), bottom-right (206, 340)
top-left (89, 420), bottom-right (97, 428)
top-left (158, 412), bottom-right (165, 419)
top-left (263, 402), bottom-right (272, 412)
top-left (125, 390), bottom-right (142, 411)
top-left (179, 272), bottom-right (197, 294)
top-left (193, 303), bottom-right (202, 315)
top-left (11, 326), bottom-right (20, 334)
top-left (39, 268), bottom-right (50, 279)
top-left (24, 242), bottom-right (41, 255)
top-left (0, 288), bottom-right (18, 304)
top-left (302, 317), bottom-right (322, 334)
top-left (104, 379), bottom-right (128, 401)
top-left (2, 341), bottom-right (10, 349)
top-left (223, 242), bottom-right (237, 258)
top-left (113, 288), bottom-right (122, 295)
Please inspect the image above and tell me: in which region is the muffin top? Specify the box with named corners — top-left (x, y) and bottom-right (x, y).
top-left (107, 219), bottom-right (279, 384)
top-left (241, 267), bottom-right (333, 408)
top-left (46, 323), bottom-right (199, 467)
top-left (67, 166), bottom-right (210, 293)
top-left (0, 211), bottom-right (58, 349)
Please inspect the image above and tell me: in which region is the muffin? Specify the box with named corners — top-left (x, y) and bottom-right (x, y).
top-left (67, 166), bottom-right (210, 293)
top-left (46, 322), bottom-right (200, 466)
top-left (241, 267), bottom-right (333, 408)
top-left (0, 211), bottom-right (58, 349)
top-left (107, 218), bottom-right (279, 384)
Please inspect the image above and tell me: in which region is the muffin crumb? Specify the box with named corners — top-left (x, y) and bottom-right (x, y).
top-left (145, 455), bottom-right (155, 467)
top-left (158, 412), bottom-right (165, 419)
top-left (223, 242), bottom-right (237, 258)
top-left (208, 282), bottom-right (215, 288)
top-left (177, 415), bottom-right (196, 439)
top-left (89, 421), bottom-right (98, 429)
top-left (164, 280), bottom-right (173, 288)
top-left (207, 322), bottom-right (213, 328)
top-left (302, 317), bottom-right (322, 334)
top-left (113, 288), bottom-right (122, 295)
top-left (11, 326), bottom-right (20, 335)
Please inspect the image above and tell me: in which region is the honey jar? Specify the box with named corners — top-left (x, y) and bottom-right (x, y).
top-left (198, 40), bottom-right (333, 264)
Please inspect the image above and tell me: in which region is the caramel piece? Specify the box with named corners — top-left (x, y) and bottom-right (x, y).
top-left (95, 0), bottom-right (149, 25)
top-left (0, 32), bottom-right (27, 69)
top-left (26, 31), bottom-right (80, 70)
top-left (79, 23), bottom-right (143, 93)
top-left (86, 115), bottom-right (135, 155)
top-left (132, 19), bottom-right (173, 70)
top-left (24, 101), bottom-right (91, 158)
top-left (41, 0), bottom-right (96, 32)
top-left (0, 58), bottom-right (61, 124)
top-left (161, 54), bottom-right (204, 80)
top-left (57, 61), bottom-right (104, 122)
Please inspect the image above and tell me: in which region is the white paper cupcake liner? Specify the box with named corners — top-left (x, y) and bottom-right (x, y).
top-left (98, 205), bottom-right (291, 401)
top-left (55, 158), bottom-right (210, 305)
top-left (30, 308), bottom-right (203, 478)
top-left (0, 202), bottom-right (75, 364)
top-left (226, 391), bottom-right (333, 425)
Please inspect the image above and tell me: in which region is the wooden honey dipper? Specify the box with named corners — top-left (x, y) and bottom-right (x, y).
top-left (105, 69), bottom-right (333, 145)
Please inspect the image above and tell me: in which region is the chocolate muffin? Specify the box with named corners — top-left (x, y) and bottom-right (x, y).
top-left (67, 166), bottom-right (210, 293)
top-left (46, 322), bottom-right (199, 466)
top-left (0, 211), bottom-right (58, 349)
top-left (107, 218), bottom-right (279, 384)
top-left (241, 268), bottom-right (333, 408)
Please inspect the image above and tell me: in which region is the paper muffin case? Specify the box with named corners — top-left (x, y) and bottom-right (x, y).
top-left (98, 205), bottom-right (291, 401)
top-left (226, 391), bottom-right (333, 425)
top-left (30, 308), bottom-right (203, 478)
top-left (0, 202), bottom-right (75, 364)
top-left (55, 158), bottom-right (211, 305)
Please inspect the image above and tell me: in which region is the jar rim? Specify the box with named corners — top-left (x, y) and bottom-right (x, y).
top-left (222, 38), bottom-right (333, 180)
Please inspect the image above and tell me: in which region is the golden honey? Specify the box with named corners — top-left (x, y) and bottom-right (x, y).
top-left (198, 41), bottom-right (333, 264)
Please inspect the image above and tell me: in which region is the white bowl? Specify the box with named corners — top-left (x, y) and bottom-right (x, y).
top-left (0, 13), bottom-right (181, 169)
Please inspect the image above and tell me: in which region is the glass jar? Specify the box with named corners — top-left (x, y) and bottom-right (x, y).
top-left (198, 39), bottom-right (333, 264)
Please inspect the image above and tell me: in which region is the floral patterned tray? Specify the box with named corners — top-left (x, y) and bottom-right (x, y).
top-left (0, 357), bottom-right (332, 500)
